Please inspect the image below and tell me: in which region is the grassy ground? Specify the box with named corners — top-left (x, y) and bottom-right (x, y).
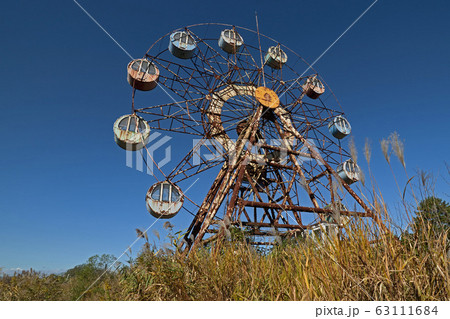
top-left (120, 221), bottom-right (449, 301)
top-left (1, 221), bottom-right (448, 301)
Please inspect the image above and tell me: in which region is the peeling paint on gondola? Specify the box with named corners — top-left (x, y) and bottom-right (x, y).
top-left (113, 114), bottom-right (150, 151)
top-left (145, 182), bottom-right (184, 219)
top-left (127, 59), bottom-right (159, 91)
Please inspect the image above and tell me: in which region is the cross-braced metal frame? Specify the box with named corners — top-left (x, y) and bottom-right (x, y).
top-left (129, 23), bottom-right (383, 253)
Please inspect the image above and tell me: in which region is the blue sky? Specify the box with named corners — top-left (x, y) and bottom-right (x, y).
top-left (0, 0), bottom-right (449, 273)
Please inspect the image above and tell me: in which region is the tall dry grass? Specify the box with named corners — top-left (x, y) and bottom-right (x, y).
top-left (119, 219), bottom-right (449, 301)
top-left (2, 221), bottom-right (448, 301)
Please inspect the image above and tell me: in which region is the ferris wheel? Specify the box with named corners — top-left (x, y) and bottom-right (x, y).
top-left (113, 23), bottom-right (380, 252)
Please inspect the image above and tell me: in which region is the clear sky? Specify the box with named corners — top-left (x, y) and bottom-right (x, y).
top-left (0, 0), bottom-right (449, 273)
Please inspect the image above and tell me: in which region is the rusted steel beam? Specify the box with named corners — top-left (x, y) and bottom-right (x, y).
top-left (241, 171), bottom-right (276, 224)
top-left (189, 104), bottom-right (266, 252)
top-left (181, 163), bottom-right (228, 251)
top-left (247, 230), bottom-right (276, 236)
top-left (307, 170), bottom-right (328, 184)
top-left (262, 160), bottom-right (295, 171)
top-left (238, 200), bottom-right (369, 217)
top-left (272, 120), bottom-right (322, 216)
top-left (225, 100), bottom-right (266, 218)
top-left (225, 159), bottom-right (247, 218)
top-left (206, 225), bottom-right (287, 237)
top-left (259, 144), bottom-right (312, 158)
top-left (240, 221), bottom-right (305, 229)
top-left (187, 165), bottom-right (236, 250)
top-left (272, 107), bottom-right (390, 230)
top-left (239, 206), bottom-right (253, 223)
top-left (272, 169), bottom-right (303, 226)
top-left (202, 234), bottom-right (219, 245)
top-left (328, 174), bottom-right (335, 204)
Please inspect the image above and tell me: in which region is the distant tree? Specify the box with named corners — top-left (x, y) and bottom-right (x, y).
top-left (413, 196), bottom-right (450, 236)
top-left (65, 254), bottom-right (117, 277)
top-left (86, 254), bottom-right (117, 271)
top-left (64, 254), bottom-right (118, 300)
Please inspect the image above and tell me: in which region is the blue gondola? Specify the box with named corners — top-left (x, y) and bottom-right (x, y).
top-left (336, 159), bottom-right (360, 185)
top-left (218, 29), bottom-right (244, 54)
top-left (328, 115), bottom-right (351, 139)
top-left (264, 46), bottom-right (287, 69)
top-left (168, 31), bottom-right (197, 59)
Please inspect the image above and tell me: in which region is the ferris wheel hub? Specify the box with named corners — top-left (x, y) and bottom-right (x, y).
top-left (255, 87), bottom-right (279, 109)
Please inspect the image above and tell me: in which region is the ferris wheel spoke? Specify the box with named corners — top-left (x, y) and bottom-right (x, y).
top-left (239, 44), bottom-right (261, 71)
top-left (135, 97), bottom-right (204, 112)
top-left (150, 59), bottom-right (210, 98)
top-left (150, 55), bottom-right (209, 88)
top-left (191, 35), bottom-right (229, 75)
top-left (167, 137), bottom-right (226, 183)
top-left (136, 98), bottom-right (204, 124)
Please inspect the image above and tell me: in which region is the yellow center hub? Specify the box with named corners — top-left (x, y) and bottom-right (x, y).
top-left (255, 86), bottom-right (280, 109)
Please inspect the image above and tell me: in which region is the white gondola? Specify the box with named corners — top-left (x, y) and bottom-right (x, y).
top-left (323, 202), bottom-right (350, 226)
top-left (311, 222), bottom-right (339, 242)
top-left (113, 114), bottom-right (150, 151)
top-left (264, 46), bottom-right (287, 69)
top-left (168, 31), bottom-right (197, 59)
top-left (328, 115), bottom-right (351, 139)
top-left (127, 59), bottom-right (159, 91)
top-left (303, 76), bottom-right (325, 99)
top-left (336, 159), bottom-right (360, 185)
top-left (218, 29), bottom-right (244, 53)
top-left (145, 182), bottom-right (184, 219)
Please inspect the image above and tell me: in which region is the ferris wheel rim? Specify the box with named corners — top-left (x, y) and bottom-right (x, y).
top-left (120, 22), bottom-right (363, 227)
top-left (138, 22), bottom-right (344, 113)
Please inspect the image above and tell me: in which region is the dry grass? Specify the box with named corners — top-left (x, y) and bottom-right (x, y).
top-left (0, 265), bottom-right (120, 301)
top-left (119, 220), bottom-right (449, 301)
top-left (1, 217), bottom-right (448, 301)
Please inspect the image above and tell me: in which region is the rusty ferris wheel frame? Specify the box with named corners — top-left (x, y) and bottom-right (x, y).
top-left (127, 22), bottom-right (385, 253)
